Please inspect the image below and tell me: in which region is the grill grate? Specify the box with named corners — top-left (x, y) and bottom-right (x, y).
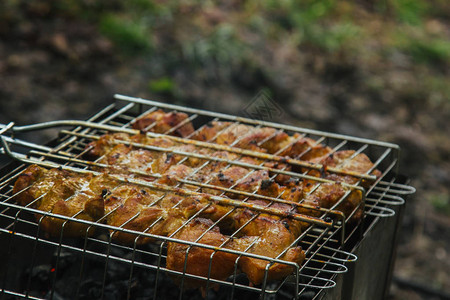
top-left (0, 95), bottom-right (415, 299)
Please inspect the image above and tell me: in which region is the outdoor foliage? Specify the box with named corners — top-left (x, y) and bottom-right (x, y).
top-left (68, 0), bottom-right (448, 106)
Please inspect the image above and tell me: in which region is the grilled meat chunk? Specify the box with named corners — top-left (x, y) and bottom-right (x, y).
top-left (13, 109), bottom-right (383, 289)
top-left (167, 217), bottom-right (305, 288)
top-left (84, 132), bottom-right (133, 160)
top-left (13, 165), bottom-right (116, 236)
top-left (167, 218), bottom-right (248, 288)
top-left (104, 185), bottom-right (164, 243)
top-left (131, 109), bottom-right (195, 137)
top-left (237, 221), bottom-right (305, 285)
top-left (13, 164), bottom-right (307, 286)
top-left (13, 164), bottom-right (65, 207)
top-left (191, 121), bottom-right (332, 160)
top-left (309, 150), bottom-right (382, 186)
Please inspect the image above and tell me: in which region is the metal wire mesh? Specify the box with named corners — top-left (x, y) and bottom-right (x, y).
top-left (0, 95), bottom-right (415, 299)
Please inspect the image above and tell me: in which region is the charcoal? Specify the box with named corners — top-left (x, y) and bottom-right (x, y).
top-left (78, 279), bottom-right (103, 300)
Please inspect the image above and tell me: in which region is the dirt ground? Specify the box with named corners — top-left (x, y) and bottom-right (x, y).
top-left (0, 3), bottom-right (449, 299)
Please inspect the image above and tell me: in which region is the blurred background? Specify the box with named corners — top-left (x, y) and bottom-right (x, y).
top-left (0, 1), bottom-right (449, 299)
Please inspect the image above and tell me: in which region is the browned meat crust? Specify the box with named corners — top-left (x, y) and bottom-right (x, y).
top-left (13, 167), bottom-right (116, 236)
top-left (13, 163), bottom-right (307, 285)
top-left (13, 110), bottom-right (381, 288)
top-left (237, 221), bottom-right (305, 285)
top-left (166, 218), bottom-right (251, 288)
top-left (167, 218), bottom-right (305, 288)
top-left (131, 109), bottom-right (195, 137)
top-left (85, 131), bottom-right (370, 221)
top-left (190, 121), bottom-right (332, 160)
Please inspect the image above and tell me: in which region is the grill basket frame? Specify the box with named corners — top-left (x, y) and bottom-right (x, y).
top-left (0, 95), bottom-right (414, 299)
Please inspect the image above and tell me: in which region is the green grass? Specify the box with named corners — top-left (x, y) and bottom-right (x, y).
top-left (391, 0), bottom-right (428, 25)
top-left (256, 0), bottom-right (361, 52)
top-left (99, 14), bottom-right (152, 55)
top-left (304, 22), bottom-right (361, 52)
top-left (430, 193), bottom-right (450, 216)
top-left (148, 77), bottom-right (176, 95)
top-left (409, 38), bottom-right (450, 65)
top-left (394, 28), bottom-right (450, 65)
top-left (25, 0), bottom-right (444, 92)
top-left (180, 23), bottom-right (250, 79)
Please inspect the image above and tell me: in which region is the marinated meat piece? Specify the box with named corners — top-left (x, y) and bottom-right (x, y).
top-left (193, 122), bottom-right (282, 153)
top-left (158, 164), bottom-right (195, 187)
top-left (206, 168), bottom-right (268, 197)
top-left (133, 135), bottom-right (178, 148)
top-left (88, 135), bottom-right (291, 202)
top-left (39, 174), bottom-right (105, 236)
top-left (105, 185), bottom-right (173, 244)
top-left (194, 150), bottom-right (239, 177)
top-left (131, 109), bottom-right (195, 137)
top-left (85, 133), bottom-right (178, 161)
top-left (14, 109), bottom-right (384, 290)
top-left (13, 165), bottom-right (116, 236)
top-left (263, 160), bottom-right (292, 184)
top-left (237, 222), bottom-right (305, 285)
top-left (166, 218), bottom-right (305, 288)
top-left (91, 135), bottom-right (222, 179)
top-left (190, 122), bottom-right (332, 161)
top-left (310, 150), bottom-right (382, 186)
top-left (13, 164), bottom-right (68, 207)
top-left (303, 181), bottom-right (363, 221)
top-left (170, 144), bottom-right (212, 168)
top-left (97, 143), bottom-right (169, 178)
top-left (166, 218), bottom-right (244, 288)
top-left (278, 135), bottom-right (333, 160)
top-left (214, 124), bottom-right (268, 152)
top-left (85, 132), bottom-right (133, 159)
top-left (190, 121), bottom-right (230, 142)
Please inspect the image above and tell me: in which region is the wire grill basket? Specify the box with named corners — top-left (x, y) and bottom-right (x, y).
top-left (0, 95), bottom-right (415, 299)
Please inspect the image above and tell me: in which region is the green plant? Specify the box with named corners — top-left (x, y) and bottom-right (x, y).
top-left (430, 193), bottom-right (450, 216)
top-left (391, 0), bottom-right (428, 25)
top-left (409, 38), bottom-right (450, 65)
top-left (306, 22), bottom-right (361, 52)
top-left (181, 24), bottom-right (248, 73)
top-left (128, 0), bottom-right (158, 12)
top-left (258, 0), bottom-right (360, 52)
top-left (148, 77), bottom-right (176, 95)
top-left (99, 14), bottom-right (152, 55)
top-left (393, 25), bottom-right (450, 66)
